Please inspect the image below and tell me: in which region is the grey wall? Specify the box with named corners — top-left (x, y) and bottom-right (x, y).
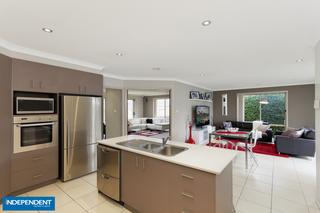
top-left (213, 84), bottom-right (315, 128)
top-left (0, 54), bottom-right (12, 199)
top-left (105, 88), bottom-right (123, 138)
top-left (128, 95), bottom-right (144, 118)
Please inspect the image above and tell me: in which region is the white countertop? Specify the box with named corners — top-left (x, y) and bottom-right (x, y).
top-left (98, 135), bottom-right (238, 175)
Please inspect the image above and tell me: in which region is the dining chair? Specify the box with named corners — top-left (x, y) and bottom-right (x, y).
top-left (235, 130), bottom-right (259, 165)
top-left (211, 137), bottom-right (235, 149)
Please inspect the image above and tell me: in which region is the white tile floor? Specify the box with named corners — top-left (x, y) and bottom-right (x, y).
top-left (234, 152), bottom-right (319, 213)
top-left (0, 173), bottom-right (129, 213)
top-left (0, 151), bottom-right (318, 213)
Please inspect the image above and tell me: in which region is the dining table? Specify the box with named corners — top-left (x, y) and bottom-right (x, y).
top-left (209, 130), bottom-right (252, 169)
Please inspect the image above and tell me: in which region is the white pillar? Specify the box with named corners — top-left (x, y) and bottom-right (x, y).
top-left (316, 41), bottom-right (320, 205)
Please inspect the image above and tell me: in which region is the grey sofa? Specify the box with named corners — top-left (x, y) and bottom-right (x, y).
top-left (275, 129), bottom-right (315, 157)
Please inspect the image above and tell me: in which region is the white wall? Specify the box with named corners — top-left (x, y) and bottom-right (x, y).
top-left (316, 41), bottom-right (320, 204)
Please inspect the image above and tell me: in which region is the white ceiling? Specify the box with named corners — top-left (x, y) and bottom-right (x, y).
top-left (0, 0), bottom-right (319, 90)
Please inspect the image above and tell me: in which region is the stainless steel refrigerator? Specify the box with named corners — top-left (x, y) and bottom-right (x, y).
top-left (60, 95), bottom-right (102, 181)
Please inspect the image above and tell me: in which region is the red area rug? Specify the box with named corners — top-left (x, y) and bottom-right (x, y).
top-left (131, 130), bottom-right (161, 137)
top-left (207, 140), bottom-right (289, 158)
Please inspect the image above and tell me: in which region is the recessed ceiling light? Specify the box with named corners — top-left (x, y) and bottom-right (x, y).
top-left (296, 58), bottom-right (304, 63)
top-left (116, 53), bottom-right (124, 56)
top-left (42, 27), bottom-right (53, 33)
top-left (200, 73), bottom-right (205, 77)
top-left (201, 20), bottom-right (212, 26)
top-left (152, 67), bottom-right (161, 71)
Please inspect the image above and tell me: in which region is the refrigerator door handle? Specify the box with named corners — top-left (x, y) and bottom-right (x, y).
top-left (66, 121), bottom-right (70, 164)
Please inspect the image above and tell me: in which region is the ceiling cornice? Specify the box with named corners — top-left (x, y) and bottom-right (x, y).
top-left (2, 38), bottom-right (311, 92)
top-left (213, 81), bottom-right (315, 91)
top-left (0, 38), bottom-right (214, 91)
top-left (0, 38), bottom-right (104, 73)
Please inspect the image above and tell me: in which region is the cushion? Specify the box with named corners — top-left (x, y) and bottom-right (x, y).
top-left (282, 128), bottom-right (304, 138)
top-left (256, 124), bottom-right (271, 133)
top-left (303, 128), bottom-right (315, 139)
top-left (223, 122), bottom-right (232, 130)
top-left (146, 118), bottom-right (153, 124)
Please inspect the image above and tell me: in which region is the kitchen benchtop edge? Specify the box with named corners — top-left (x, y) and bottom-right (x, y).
top-left (98, 135), bottom-right (238, 175)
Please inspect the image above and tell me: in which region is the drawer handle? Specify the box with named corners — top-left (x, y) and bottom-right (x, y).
top-left (181, 192), bottom-right (194, 199)
top-left (181, 174), bottom-right (194, 180)
top-left (32, 157), bottom-right (43, 161)
top-left (182, 210), bottom-right (193, 213)
top-left (33, 174), bottom-right (43, 179)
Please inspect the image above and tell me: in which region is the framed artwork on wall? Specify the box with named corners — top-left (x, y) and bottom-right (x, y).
top-left (222, 93), bottom-right (228, 116)
top-left (190, 91), bottom-right (200, 99)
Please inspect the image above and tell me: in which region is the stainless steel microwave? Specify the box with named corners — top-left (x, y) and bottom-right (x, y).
top-left (13, 115), bottom-right (58, 153)
top-left (16, 97), bottom-right (55, 114)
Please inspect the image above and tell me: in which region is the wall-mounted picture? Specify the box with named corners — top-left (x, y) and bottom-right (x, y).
top-left (204, 92), bottom-right (212, 100)
top-left (222, 93), bottom-right (228, 116)
top-left (190, 91), bottom-right (200, 99)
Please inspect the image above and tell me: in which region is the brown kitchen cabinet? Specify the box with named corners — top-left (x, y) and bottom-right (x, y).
top-left (121, 151), bottom-right (169, 213)
top-left (11, 58), bottom-right (103, 96)
top-left (121, 150), bottom-right (233, 213)
top-left (58, 69), bottom-right (103, 96)
top-left (11, 147), bottom-right (58, 193)
top-left (12, 59), bottom-right (59, 93)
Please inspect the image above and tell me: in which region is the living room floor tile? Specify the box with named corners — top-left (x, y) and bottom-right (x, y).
top-left (232, 151), bottom-right (318, 213)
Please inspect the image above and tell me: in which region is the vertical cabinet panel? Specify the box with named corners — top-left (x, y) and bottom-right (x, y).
top-left (121, 151), bottom-right (168, 213)
top-left (121, 151), bottom-right (144, 211)
top-left (0, 54), bottom-right (12, 200)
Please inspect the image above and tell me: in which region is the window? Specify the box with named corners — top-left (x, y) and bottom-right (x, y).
top-left (128, 99), bottom-right (134, 119)
top-left (240, 92), bottom-right (287, 127)
top-left (155, 98), bottom-right (170, 118)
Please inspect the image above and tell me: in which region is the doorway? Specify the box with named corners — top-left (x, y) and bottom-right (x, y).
top-left (126, 89), bottom-right (171, 139)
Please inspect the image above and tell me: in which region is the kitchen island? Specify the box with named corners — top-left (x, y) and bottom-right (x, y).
top-left (98, 135), bottom-right (237, 213)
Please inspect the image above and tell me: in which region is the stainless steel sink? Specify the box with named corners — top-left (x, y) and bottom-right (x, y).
top-left (117, 139), bottom-right (188, 156)
top-left (156, 146), bottom-right (187, 156)
top-left (142, 143), bottom-right (162, 150)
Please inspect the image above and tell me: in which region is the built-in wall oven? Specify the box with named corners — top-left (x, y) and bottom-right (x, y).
top-left (13, 115), bottom-right (58, 153)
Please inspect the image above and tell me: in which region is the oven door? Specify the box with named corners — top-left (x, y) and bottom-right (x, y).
top-left (16, 97), bottom-right (55, 114)
top-left (13, 121), bottom-right (58, 153)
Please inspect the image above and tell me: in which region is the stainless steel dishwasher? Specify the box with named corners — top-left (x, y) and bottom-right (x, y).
top-left (97, 145), bottom-right (120, 201)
